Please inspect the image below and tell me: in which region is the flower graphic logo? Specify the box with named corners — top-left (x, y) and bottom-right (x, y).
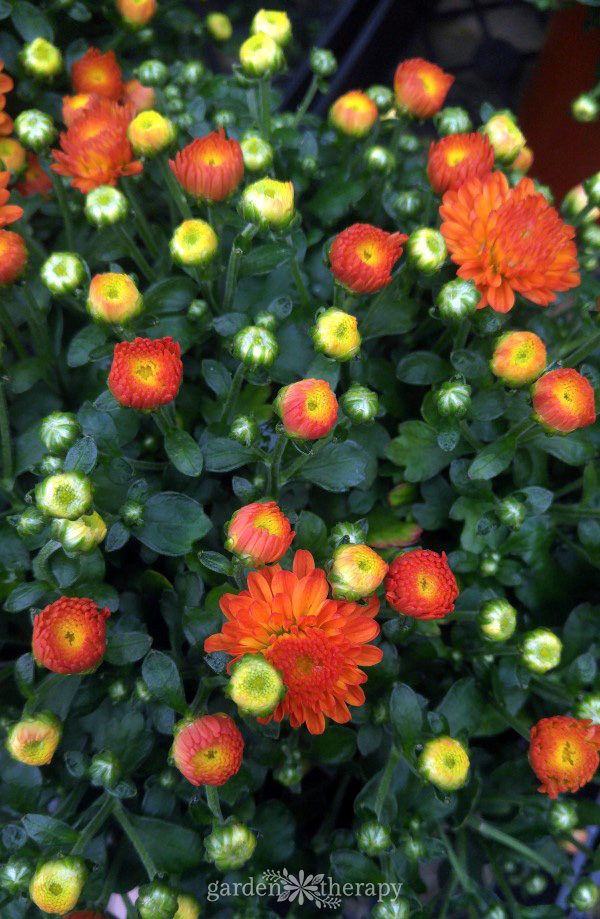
top-left (262, 869), bottom-right (341, 908)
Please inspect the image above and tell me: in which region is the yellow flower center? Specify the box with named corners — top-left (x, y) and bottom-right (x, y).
top-left (419, 70), bottom-right (437, 96)
top-left (253, 508), bottom-right (285, 535)
top-left (446, 145), bottom-right (468, 167)
top-left (133, 359), bottom-right (159, 384)
top-left (356, 241), bottom-right (383, 266)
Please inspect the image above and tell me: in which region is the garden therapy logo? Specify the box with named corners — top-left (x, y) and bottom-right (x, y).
top-left (207, 870), bottom-right (403, 907)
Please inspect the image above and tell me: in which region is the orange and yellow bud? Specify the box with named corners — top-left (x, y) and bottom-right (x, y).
top-left (172, 713), bottom-right (244, 786)
top-left (427, 132), bottom-right (494, 194)
top-left (32, 596), bottom-right (110, 675)
top-left (0, 229), bottom-right (27, 286)
top-left (385, 549), bottom-right (459, 620)
top-left (512, 145), bottom-right (534, 174)
top-left (87, 272), bottom-right (144, 323)
top-left (128, 109), bottom-right (176, 156)
top-left (329, 223), bottom-right (407, 295)
top-left (6, 712), bottom-right (62, 766)
top-left (71, 48), bottom-right (123, 100)
top-left (274, 378), bottom-right (338, 440)
top-left (532, 368), bottom-right (596, 434)
top-left (123, 79), bottom-right (155, 113)
top-left (482, 112), bottom-right (526, 165)
top-left (311, 308), bottom-right (361, 361)
top-left (328, 543), bottom-right (388, 601)
top-left (30, 857), bottom-right (88, 915)
top-left (116, 0), bottom-right (157, 29)
top-left (169, 129), bottom-right (244, 203)
top-left (529, 716), bottom-right (600, 798)
top-left (394, 58), bottom-right (454, 118)
top-left (173, 894), bottom-right (201, 919)
top-left (491, 330), bottom-right (547, 387)
top-left (225, 501), bottom-right (295, 567)
top-left (0, 137), bottom-right (26, 176)
top-left (108, 336), bottom-right (183, 410)
top-left (206, 12), bottom-right (233, 42)
top-left (62, 94), bottom-right (94, 127)
top-left (329, 90), bottom-right (378, 138)
top-left (418, 736), bottom-right (470, 791)
top-left (170, 218), bottom-right (218, 267)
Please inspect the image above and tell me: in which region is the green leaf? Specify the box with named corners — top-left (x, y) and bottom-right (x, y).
top-left (105, 523), bottom-right (130, 552)
top-left (142, 650), bottom-right (186, 712)
top-left (163, 429), bottom-right (204, 477)
top-left (387, 421), bottom-right (466, 482)
top-left (202, 437), bottom-right (256, 472)
top-left (294, 510), bottom-right (328, 556)
top-left (4, 582), bottom-right (47, 613)
top-left (468, 434), bottom-right (516, 480)
top-left (330, 850), bottom-right (383, 885)
top-left (240, 242), bottom-right (290, 276)
top-left (136, 492), bottom-right (212, 556)
top-left (202, 360), bottom-right (232, 398)
top-left (212, 312), bottom-right (247, 336)
top-left (197, 550), bottom-right (233, 575)
top-left (67, 325), bottom-right (108, 368)
top-left (22, 815), bottom-right (78, 848)
top-left (307, 176), bottom-right (368, 224)
top-left (127, 815), bottom-right (204, 872)
top-left (451, 349), bottom-right (489, 379)
top-left (144, 276), bottom-right (196, 313)
top-left (252, 801), bottom-right (295, 864)
top-left (105, 631), bottom-right (153, 665)
top-left (397, 351), bottom-right (451, 385)
top-left (436, 677), bottom-right (484, 735)
top-left (311, 726), bottom-right (357, 764)
top-left (12, 1), bottom-right (53, 40)
top-left (64, 437), bottom-right (97, 474)
top-left (389, 683), bottom-right (423, 749)
top-left (531, 431), bottom-right (596, 466)
top-left (299, 441), bottom-right (369, 492)
top-left (361, 290), bottom-right (418, 340)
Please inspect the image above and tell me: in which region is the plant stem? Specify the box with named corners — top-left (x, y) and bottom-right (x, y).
top-left (205, 785), bottom-right (224, 823)
top-left (467, 818), bottom-right (558, 875)
top-left (221, 363), bottom-right (246, 424)
top-left (158, 155), bottom-right (193, 220)
top-left (222, 227), bottom-right (256, 313)
top-left (0, 379), bottom-right (12, 485)
top-left (268, 432), bottom-right (288, 497)
top-left (113, 799), bottom-right (158, 879)
top-left (0, 303), bottom-right (27, 359)
top-left (481, 839), bottom-right (521, 919)
top-left (71, 794), bottom-right (114, 855)
top-left (333, 283), bottom-right (345, 308)
top-left (560, 327), bottom-right (600, 367)
top-left (48, 170), bottom-right (75, 250)
top-left (280, 433), bottom-right (333, 485)
top-left (490, 700), bottom-right (530, 740)
top-left (289, 244), bottom-right (310, 305)
top-left (438, 825), bottom-right (474, 893)
top-left (257, 79), bottom-right (271, 138)
top-left (116, 224), bottom-right (158, 281)
top-left (552, 504), bottom-right (600, 520)
top-left (121, 179), bottom-right (161, 259)
top-left (373, 745), bottom-right (400, 820)
top-left (22, 287), bottom-right (53, 358)
top-left (293, 74), bottom-right (320, 126)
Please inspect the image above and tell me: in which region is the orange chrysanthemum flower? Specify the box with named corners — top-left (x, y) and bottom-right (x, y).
top-left (529, 716), bottom-right (600, 798)
top-left (532, 368), bottom-right (596, 434)
top-left (169, 129), bottom-right (244, 203)
top-left (225, 501), bottom-right (295, 567)
top-left (0, 170), bottom-right (23, 226)
top-left (62, 94), bottom-right (95, 127)
top-left (117, 0), bottom-right (157, 27)
top-left (385, 549), bottom-right (459, 620)
top-left (205, 550), bottom-right (383, 734)
top-left (172, 714), bottom-right (244, 786)
top-left (394, 58), bottom-right (454, 118)
top-left (329, 223), bottom-right (408, 294)
top-left (329, 90), bottom-right (378, 137)
top-left (0, 229), bottom-right (27, 285)
top-left (15, 153), bottom-right (53, 198)
top-left (0, 95), bottom-right (12, 137)
top-left (427, 132), bottom-right (494, 194)
top-left (52, 98), bottom-right (142, 193)
top-left (274, 378), bottom-right (338, 440)
top-left (108, 336), bottom-right (183, 410)
top-left (0, 60), bottom-right (13, 96)
top-left (71, 48), bottom-right (123, 100)
top-left (440, 171), bottom-right (580, 313)
top-left (123, 79), bottom-right (155, 113)
top-left (32, 597), bottom-right (110, 675)
top-left (491, 330), bottom-right (547, 387)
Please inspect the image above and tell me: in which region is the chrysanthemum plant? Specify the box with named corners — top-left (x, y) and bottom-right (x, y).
top-left (1, 4), bottom-right (600, 918)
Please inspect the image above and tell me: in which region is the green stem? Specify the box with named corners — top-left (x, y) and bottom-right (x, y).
top-left (205, 785), bottom-right (224, 823)
top-left (0, 379), bottom-right (12, 485)
top-left (289, 246), bottom-right (310, 305)
top-left (459, 420), bottom-right (482, 451)
top-left (452, 319), bottom-right (470, 352)
top-left (268, 432), bottom-right (288, 497)
top-left (467, 818), bottom-right (558, 875)
top-left (22, 287), bottom-right (53, 358)
top-left (71, 794), bottom-right (114, 855)
top-left (438, 825), bottom-right (474, 893)
top-left (221, 363), bottom-right (246, 424)
top-left (333, 284), bottom-right (345, 308)
top-left (490, 700), bottom-right (530, 740)
top-left (551, 504), bottom-right (600, 520)
top-left (373, 745), bottom-right (400, 820)
top-left (293, 74), bottom-right (319, 126)
top-left (481, 840), bottom-right (521, 919)
top-left (48, 170), bottom-right (75, 250)
top-left (113, 800), bottom-right (158, 879)
top-left (0, 303), bottom-right (27, 359)
top-left (158, 155), bottom-right (193, 220)
top-left (280, 433), bottom-right (333, 485)
top-left (560, 326), bottom-right (600, 367)
top-left (116, 224), bottom-right (158, 281)
top-left (438, 874), bottom-right (458, 919)
top-left (121, 179), bottom-right (161, 259)
top-left (222, 227), bottom-right (256, 314)
top-left (257, 79), bottom-right (271, 138)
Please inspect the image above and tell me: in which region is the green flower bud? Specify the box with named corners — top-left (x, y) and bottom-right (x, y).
top-left (435, 380), bottom-right (471, 417)
top-left (521, 628), bottom-right (562, 674)
top-left (548, 800), bottom-right (578, 833)
top-left (340, 383), bottom-right (379, 423)
top-left (406, 227), bottom-right (447, 274)
top-left (14, 110), bottom-right (56, 152)
top-left (371, 898), bottom-right (410, 919)
top-left (35, 471), bottom-right (93, 520)
top-left (206, 12), bottom-right (232, 42)
top-left (239, 33), bottom-right (285, 79)
top-left (301, 155), bottom-right (319, 177)
top-left (255, 310), bottom-right (278, 332)
top-left (39, 412), bottom-right (81, 454)
top-left (356, 820), bottom-right (391, 856)
top-left (397, 133), bottom-right (419, 153)
top-left (213, 108), bottom-right (235, 129)
top-left (483, 908), bottom-right (507, 919)
top-left (158, 768), bottom-right (177, 789)
top-left (179, 60), bottom-right (205, 85)
top-left (241, 134), bottom-right (274, 173)
top-left (366, 85), bottom-right (394, 111)
top-left (274, 762), bottom-right (303, 786)
top-left (85, 185), bottom-right (129, 227)
top-left (478, 599), bottom-right (517, 642)
top-left (523, 874), bottom-right (547, 896)
top-left (29, 856), bottom-right (87, 914)
top-left (108, 679), bottom-right (128, 703)
top-left (41, 252), bottom-right (86, 296)
top-left (480, 551), bottom-right (500, 576)
top-left (403, 834), bottom-right (425, 860)
top-left (482, 112), bottom-right (526, 165)
top-left (21, 38), bottom-right (63, 79)
top-left (569, 879), bottom-right (599, 912)
top-left (16, 506), bottom-right (47, 537)
top-left (137, 59), bottom-right (169, 86)
top-left (571, 93), bottom-right (599, 123)
top-left (227, 653), bottom-right (285, 716)
top-left (39, 454), bottom-right (64, 476)
top-left (583, 172), bottom-right (600, 207)
top-left (372, 699), bottom-right (388, 724)
top-left (310, 47), bottom-right (337, 78)
top-left (580, 222), bottom-right (600, 251)
top-left (187, 299), bottom-right (210, 323)
top-left (51, 510), bottom-right (107, 553)
top-left (497, 496), bottom-right (526, 530)
top-left (230, 415), bottom-right (260, 447)
top-left (137, 881), bottom-right (179, 919)
top-left (163, 84), bottom-right (181, 101)
top-left (204, 822), bottom-right (257, 871)
top-left (238, 178), bottom-right (295, 230)
top-left (138, 27), bottom-right (154, 44)
top-left (393, 189), bottom-right (422, 217)
top-left (232, 325), bottom-right (279, 369)
top-left (89, 750), bottom-right (121, 788)
top-left (364, 145), bottom-right (396, 174)
top-left (120, 500), bottom-right (145, 527)
top-left (135, 678), bottom-right (153, 702)
top-left (312, 308), bottom-right (361, 362)
top-left (251, 10), bottom-right (292, 47)
top-left (437, 278), bottom-right (481, 321)
top-left (0, 856), bottom-right (33, 894)
top-left (434, 106), bottom-right (473, 136)
top-left (574, 692), bottom-right (600, 723)
top-left (328, 521), bottom-right (367, 551)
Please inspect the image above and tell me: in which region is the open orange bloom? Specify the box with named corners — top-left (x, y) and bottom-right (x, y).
top-left (205, 550), bottom-right (383, 734)
top-left (71, 48), bottom-right (123, 100)
top-left (0, 96), bottom-right (12, 137)
top-left (169, 129), bottom-right (244, 203)
top-left (108, 336), bottom-right (183, 410)
top-left (16, 153), bottom-right (53, 198)
top-left (0, 229), bottom-right (27, 285)
top-left (62, 94), bottom-right (95, 127)
top-left (385, 549), bottom-right (459, 620)
top-left (32, 597), bottom-right (110, 675)
top-left (529, 716), bottom-right (600, 798)
top-left (440, 172), bottom-right (580, 313)
top-left (394, 58), bottom-right (454, 118)
top-left (0, 60), bottom-right (13, 95)
top-left (172, 714), bottom-right (244, 786)
top-left (52, 98), bottom-right (142, 192)
top-left (427, 132), bottom-right (494, 194)
top-left (225, 501), bottom-right (295, 567)
top-left (532, 368), bottom-right (596, 434)
top-left (0, 171), bottom-right (23, 226)
top-left (330, 223), bottom-right (408, 294)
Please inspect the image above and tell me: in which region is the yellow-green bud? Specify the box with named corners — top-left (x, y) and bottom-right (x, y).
top-left (364, 145), bottom-right (396, 174)
top-left (482, 113), bottom-right (526, 165)
top-left (435, 380), bottom-right (471, 417)
top-left (41, 252), bottom-right (86, 295)
top-left (204, 822), bottom-right (257, 871)
top-left (174, 893), bottom-right (201, 919)
top-left (50, 510), bottom-right (107, 553)
top-left (340, 383), bottom-right (379, 423)
top-left (569, 880), bottom-right (599, 912)
top-left (437, 278), bottom-right (480, 321)
top-left (571, 93), bottom-right (599, 123)
top-left (310, 47), bottom-right (337, 78)
top-left (39, 454), bottom-right (64, 476)
top-left (239, 178), bottom-right (295, 230)
top-left (39, 412), bottom-right (81, 453)
top-left (85, 185), bottom-right (129, 227)
top-left (35, 471), bottom-right (93, 520)
top-left (227, 653), bottom-right (285, 716)
top-left (14, 110), bottom-right (56, 151)
top-left (251, 10), bottom-right (292, 46)
top-left (312, 308), bottom-right (361, 362)
top-left (478, 599), bottom-right (517, 642)
top-left (583, 172), bottom-right (600, 207)
top-left (393, 189), bottom-right (422, 217)
top-left (371, 898), bottom-right (410, 919)
top-left (187, 299), bottom-right (210, 324)
top-left (406, 227), bottom-right (447, 274)
top-left (89, 750), bottom-right (121, 788)
top-left (16, 506), bottom-right (47, 537)
top-left (239, 32), bottom-right (285, 78)
top-left (0, 856), bottom-right (34, 895)
top-left (230, 415), bottom-right (260, 447)
top-left (179, 61), bottom-right (205, 85)
top-left (137, 882), bottom-right (179, 919)
top-left (241, 134), bottom-right (274, 173)
top-left (128, 110), bottom-right (176, 157)
top-left (480, 551), bottom-right (500, 577)
top-left (434, 106), bottom-right (473, 136)
top-left (6, 711), bottom-right (62, 766)
top-left (120, 500), bottom-right (145, 527)
top-left (366, 85), bottom-right (394, 111)
top-left (574, 692), bottom-right (600, 723)
top-left (580, 222), bottom-right (600, 251)
top-left (170, 219), bottom-right (218, 268)
top-left (232, 325), bottom-right (279, 369)
top-left (274, 761), bottom-right (303, 786)
top-left (21, 38), bottom-right (63, 79)
top-left (561, 184), bottom-right (599, 222)
top-left (548, 800), bottom-right (578, 833)
top-left (521, 627), bottom-right (562, 673)
top-left (356, 820), bottom-right (391, 856)
top-left (137, 59), bottom-right (169, 86)
top-left (418, 736), bottom-right (470, 791)
top-left (497, 496), bottom-right (526, 530)
top-left (29, 856), bottom-right (87, 915)
top-left (524, 874), bottom-right (547, 896)
top-left (206, 12), bottom-right (232, 42)
top-left (483, 908), bottom-right (507, 919)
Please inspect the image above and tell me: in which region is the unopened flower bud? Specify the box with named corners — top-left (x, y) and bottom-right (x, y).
top-left (227, 653), bottom-right (285, 716)
top-left (404, 835), bottom-right (425, 860)
top-left (39, 454), bottom-right (63, 476)
top-left (561, 183), bottom-right (600, 222)
top-left (418, 736), bottom-right (470, 791)
top-left (137, 882), bottom-right (179, 919)
top-left (274, 761), bottom-right (303, 786)
top-left (583, 171), bottom-right (600, 207)
top-left (41, 252), bottom-right (86, 296)
top-left (174, 893), bottom-right (201, 919)
top-left (35, 471), bottom-right (93, 520)
top-left (512, 145), bottom-right (534, 174)
top-left (137, 59), bottom-right (169, 86)
top-left (366, 85), bottom-right (394, 111)
top-left (204, 823), bottom-right (257, 871)
top-left (388, 483), bottom-right (417, 507)
top-left (135, 677), bottom-right (153, 702)
top-left (483, 907), bottom-right (507, 919)
top-left (480, 550), bottom-right (500, 576)
top-left (310, 47), bottom-right (337, 78)
top-left (230, 415), bottom-right (260, 446)
top-left (232, 325), bottom-right (278, 369)
top-left (356, 820), bottom-right (391, 856)
top-left (569, 880), bottom-right (599, 912)
top-left (255, 310), bottom-right (278, 331)
top-left (6, 712), bottom-right (62, 766)
top-left (393, 189), bottom-right (422, 217)
top-left (213, 108), bottom-right (234, 128)
top-left (0, 856), bottom-right (33, 895)
top-left (312, 308), bottom-right (361, 362)
top-left (435, 380), bottom-right (471, 417)
top-left (187, 299), bottom-right (210, 325)
top-left (398, 133), bottom-right (420, 153)
top-left (498, 496), bottom-right (526, 529)
top-left (521, 628), bottom-right (562, 673)
top-left (328, 543), bottom-right (388, 601)
top-left (21, 38), bottom-right (63, 79)
top-left (51, 510), bottom-right (107, 553)
top-left (251, 10), bottom-right (292, 46)
top-left (39, 412), bottom-right (81, 454)
top-left (14, 110), bottom-right (56, 152)
top-left (241, 134), bottom-right (273, 173)
top-left (478, 599), bottom-right (517, 642)
top-left (482, 113), bottom-right (526, 165)
top-left (109, 679), bottom-right (128, 702)
top-left (128, 110), bottom-right (176, 156)
top-left (239, 32), bottom-right (285, 78)
top-left (89, 750), bottom-right (121, 788)
top-left (571, 93), bottom-right (599, 123)
top-left (437, 278), bottom-right (480, 321)
top-left (406, 227), bottom-right (447, 274)
top-left (580, 222), bottom-right (600, 251)
top-left (206, 12), bottom-right (232, 42)
top-left (239, 178), bottom-right (295, 230)
top-left (371, 898), bottom-right (410, 919)
top-left (434, 106), bottom-right (472, 136)
top-left (87, 272), bottom-right (143, 324)
top-left (364, 145), bottom-right (396, 174)
top-left (0, 137), bottom-right (26, 175)
top-left (330, 90), bottom-right (378, 138)
top-left (548, 800), bottom-right (578, 833)
top-left (180, 61), bottom-right (205, 85)
top-left (16, 506), bottom-right (47, 537)
top-left (340, 383), bottom-right (379, 423)
top-left (29, 856), bottom-right (87, 915)
top-left (85, 185), bottom-right (128, 227)
top-left (574, 693), bottom-right (600, 723)
top-left (170, 219), bottom-right (218, 268)
top-left (120, 500), bottom-right (145, 527)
